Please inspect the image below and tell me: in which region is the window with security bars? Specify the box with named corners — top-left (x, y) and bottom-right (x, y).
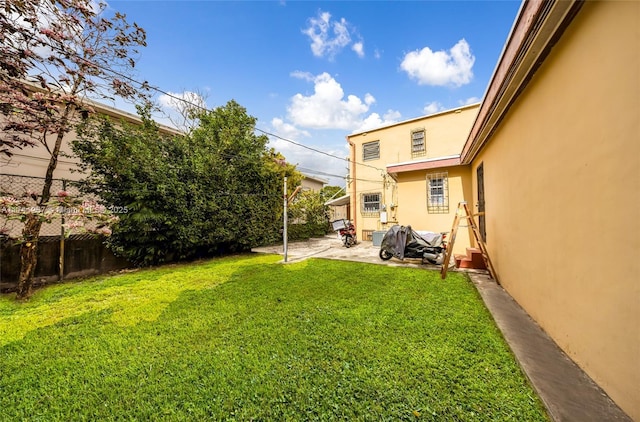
top-left (362, 141), bottom-right (380, 161)
top-left (361, 192), bottom-right (381, 216)
top-left (427, 172), bottom-right (449, 213)
top-left (411, 129), bottom-right (426, 157)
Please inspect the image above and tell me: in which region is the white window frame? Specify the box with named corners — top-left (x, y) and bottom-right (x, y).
top-left (427, 172), bottom-right (449, 213)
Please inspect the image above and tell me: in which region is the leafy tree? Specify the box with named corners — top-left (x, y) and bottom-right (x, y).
top-left (186, 100), bottom-right (301, 253)
top-left (73, 101), bottom-right (302, 266)
top-left (1, 0), bottom-right (147, 298)
top-left (321, 185), bottom-right (345, 202)
top-left (73, 107), bottom-right (182, 265)
top-left (288, 189), bottom-right (331, 240)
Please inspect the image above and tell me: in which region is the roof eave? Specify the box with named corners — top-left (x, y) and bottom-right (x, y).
top-left (325, 194), bottom-right (350, 206)
top-left (348, 103), bottom-right (481, 139)
top-left (20, 79), bottom-right (183, 136)
top-left (387, 155), bottom-right (462, 178)
top-left (302, 173), bottom-right (330, 185)
top-left (460, 0), bottom-right (584, 165)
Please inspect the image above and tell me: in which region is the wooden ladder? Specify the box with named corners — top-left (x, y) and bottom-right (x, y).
top-left (440, 201), bottom-right (498, 283)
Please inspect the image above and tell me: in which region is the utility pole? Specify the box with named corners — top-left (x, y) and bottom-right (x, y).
top-left (283, 176), bottom-right (288, 262)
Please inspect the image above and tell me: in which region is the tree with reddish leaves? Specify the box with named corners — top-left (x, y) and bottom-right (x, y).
top-left (0, 0), bottom-right (148, 299)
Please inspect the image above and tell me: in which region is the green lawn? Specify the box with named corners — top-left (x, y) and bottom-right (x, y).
top-left (0, 254), bottom-right (548, 421)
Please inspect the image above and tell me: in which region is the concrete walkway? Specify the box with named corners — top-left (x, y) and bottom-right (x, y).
top-left (252, 236), bottom-right (633, 422)
top-left (468, 272), bottom-right (632, 422)
top-left (252, 234), bottom-right (440, 269)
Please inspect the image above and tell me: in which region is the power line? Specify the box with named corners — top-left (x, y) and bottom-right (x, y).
top-left (4, 152), bottom-right (77, 166)
top-left (89, 64), bottom-right (385, 172)
top-left (30, 44), bottom-right (388, 175)
top-left (8, 28), bottom-right (389, 183)
top-left (296, 166), bottom-right (383, 184)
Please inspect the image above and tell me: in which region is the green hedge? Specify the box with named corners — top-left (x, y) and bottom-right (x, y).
top-left (287, 223), bottom-right (331, 241)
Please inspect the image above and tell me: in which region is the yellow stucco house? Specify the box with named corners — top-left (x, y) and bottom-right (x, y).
top-left (347, 103), bottom-right (479, 254)
top-left (349, 0), bottom-right (639, 419)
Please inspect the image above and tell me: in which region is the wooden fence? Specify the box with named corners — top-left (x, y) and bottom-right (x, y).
top-left (0, 235), bottom-right (130, 292)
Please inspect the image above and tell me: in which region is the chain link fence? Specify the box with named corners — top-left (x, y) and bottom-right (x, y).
top-left (0, 173), bottom-right (131, 287)
top-left (0, 173), bottom-right (82, 238)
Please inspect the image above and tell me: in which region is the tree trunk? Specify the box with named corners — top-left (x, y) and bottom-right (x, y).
top-left (15, 103), bottom-right (73, 299)
top-left (16, 214), bottom-right (43, 299)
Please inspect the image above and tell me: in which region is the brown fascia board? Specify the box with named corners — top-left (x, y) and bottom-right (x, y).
top-left (387, 155), bottom-right (461, 179)
top-left (460, 0), bottom-right (584, 165)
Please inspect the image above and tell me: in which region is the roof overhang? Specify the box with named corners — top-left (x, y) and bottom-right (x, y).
top-left (348, 103), bottom-right (481, 139)
top-left (461, 0), bottom-right (584, 164)
top-left (302, 173), bottom-right (330, 185)
top-left (386, 155), bottom-right (461, 178)
top-left (325, 194), bottom-right (350, 206)
top-left (21, 80), bottom-right (183, 136)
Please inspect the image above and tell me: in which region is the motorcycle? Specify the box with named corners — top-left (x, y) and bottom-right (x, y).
top-left (379, 225), bottom-right (447, 265)
top-left (332, 219), bottom-right (357, 248)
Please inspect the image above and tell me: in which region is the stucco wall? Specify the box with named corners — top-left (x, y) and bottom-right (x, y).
top-left (348, 105), bottom-right (479, 241)
top-left (1, 97), bottom-right (180, 181)
top-left (471, 1), bottom-right (639, 418)
top-left (2, 129), bottom-right (84, 181)
top-left (395, 165), bottom-right (472, 255)
top-left (301, 177), bottom-right (326, 192)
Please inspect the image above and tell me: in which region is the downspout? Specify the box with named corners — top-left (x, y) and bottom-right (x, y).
top-left (347, 137), bottom-right (357, 232)
top-left (381, 173), bottom-right (387, 231)
top-left (388, 172), bottom-right (398, 223)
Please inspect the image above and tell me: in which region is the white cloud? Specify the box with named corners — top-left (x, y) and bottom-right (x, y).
top-left (352, 41), bottom-right (364, 58)
top-left (384, 109), bottom-right (402, 121)
top-left (400, 39), bottom-right (475, 87)
top-left (266, 73), bottom-right (401, 184)
top-left (423, 101), bottom-right (444, 115)
top-left (354, 109), bottom-right (401, 133)
top-left (363, 93), bottom-right (375, 106)
top-left (290, 70), bottom-right (315, 82)
top-left (271, 117), bottom-right (310, 140)
top-left (374, 49), bottom-right (382, 60)
top-left (158, 91), bottom-right (206, 111)
top-left (287, 72), bottom-right (376, 130)
top-left (461, 96), bottom-right (481, 105)
top-left (267, 136), bottom-right (350, 187)
top-left (302, 11), bottom-right (363, 60)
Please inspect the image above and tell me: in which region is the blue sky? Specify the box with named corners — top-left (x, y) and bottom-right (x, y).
top-left (108, 0), bottom-right (522, 186)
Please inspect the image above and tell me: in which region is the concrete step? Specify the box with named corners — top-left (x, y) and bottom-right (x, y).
top-left (454, 254), bottom-right (475, 269)
top-left (454, 248), bottom-right (487, 270)
top-left (467, 247), bottom-right (487, 269)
